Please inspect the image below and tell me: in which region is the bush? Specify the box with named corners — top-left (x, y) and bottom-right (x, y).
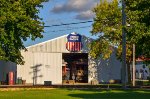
top-left (135, 80), bottom-right (150, 86)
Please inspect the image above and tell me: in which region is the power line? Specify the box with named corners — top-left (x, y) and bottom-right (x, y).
top-left (44, 25), bottom-right (91, 33)
top-left (44, 20), bottom-right (93, 27)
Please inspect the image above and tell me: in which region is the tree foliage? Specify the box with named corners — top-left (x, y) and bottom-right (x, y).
top-left (90, 0), bottom-right (150, 61)
top-left (0, 0), bottom-right (48, 64)
top-left (125, 0), bottom-right (150, 58)
top-left (90, 0), bottom-right (122, 60)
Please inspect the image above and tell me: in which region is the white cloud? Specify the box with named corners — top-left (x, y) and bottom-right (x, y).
top-left (51, 0), bottom-right (99, 20)
top-left (75, 10), bottom-right (95, 20)
top-left (52, 0), bottom-right (99, 13)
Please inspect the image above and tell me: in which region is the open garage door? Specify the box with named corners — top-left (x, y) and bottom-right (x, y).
top-left (62, 53), bottom-right (88, 84)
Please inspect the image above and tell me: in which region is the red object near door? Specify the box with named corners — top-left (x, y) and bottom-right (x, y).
top-left (9, 72), bottom-right (14, 85)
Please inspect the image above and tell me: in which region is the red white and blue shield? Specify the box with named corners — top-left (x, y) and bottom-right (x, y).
top-left (66, 33), bottom-right (82, 52)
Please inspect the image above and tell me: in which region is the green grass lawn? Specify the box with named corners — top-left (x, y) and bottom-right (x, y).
top-left (0, 88), bottom-right (150, 99)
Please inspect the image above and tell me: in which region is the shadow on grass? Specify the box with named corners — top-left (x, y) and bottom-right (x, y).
top-left (68, 89), bottom-right (150, 99)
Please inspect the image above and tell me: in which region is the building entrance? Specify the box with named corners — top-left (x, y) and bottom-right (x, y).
top-left (62, 53), bottom-right (88, 84)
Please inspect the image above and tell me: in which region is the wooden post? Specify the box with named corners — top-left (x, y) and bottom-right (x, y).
top-left (132, 44), bottom-right (135, 86)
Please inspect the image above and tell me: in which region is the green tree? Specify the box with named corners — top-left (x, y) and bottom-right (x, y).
top-left (125, 0), bottom-right (150, 58)
top-left (0, 0), bottom-right (48, 64)
top-left (90, 0), bottom-right (150, 83)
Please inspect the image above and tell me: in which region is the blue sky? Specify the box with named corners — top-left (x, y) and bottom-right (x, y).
top-left (24, 0), bottom-right (100, 47)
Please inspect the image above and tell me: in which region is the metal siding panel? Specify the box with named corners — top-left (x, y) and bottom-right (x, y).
top-left (35, 46), bottom-right (38, 52)
top-left (49, 41), bottom-right (52, 52)
top-left (61, 36), bottom-right (67, 52)
top-left (26, 35), bottom-right (70, 53)
top-left (26, 52), bottom-right (33, 83)
top-left (62, 37), bottom-right (67, 52)
top-left (53, 53), bottom-right (57, 83)
top-left (54, 54), bottom-right (59, 83)
top-left (55, 39), bottom-right (58, 52)
top-left (45, 42), bottom-right (47, 52)
top-left (46, 53), bottom-right (62, 84)
top-left (57, 38), bottom-right (61, 52)
top-left (56, 39), bottom-right (59, 52)
top-left (34, 53), bottom-right (43, 84)
top-left (46, 42), bottom-right (49, 52)
top-left (60, 38), bottom-right (63, 52)
top-left (38, 53), bottom-right (45, 84)
top-left (17, 52), bottom-right (33, 84)
top-left (37, 46), bottom-right (40, 52)
top-left (42, 43), bottom-right (45, 52)
top-left (28, 47), bottom-right (32, 52)
top-left (39, 45), bottom-right (43, 52)
top-left (55, 40), bottom-right (57, 52)
top-left (44, 43), bottom-right (46, 52)
top-left (19, 52), bottom-right (62, 84)
top-left (31, 46), bottom-right (34, 52)
top-left (56, 53), bottom-right (62, 84)
top-left (52, 40), bottom-right (55, 52)
top-left (40, 44), bottom-right (45, 52)
top-left (97, 52), bottom-right (122, 83)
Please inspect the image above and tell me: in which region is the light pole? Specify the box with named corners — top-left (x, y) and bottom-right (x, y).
top-left (121, 0), bottom-right (127, 89)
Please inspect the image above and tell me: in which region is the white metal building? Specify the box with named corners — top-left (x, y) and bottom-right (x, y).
top-left (17, 33), bottom-right (122, 85)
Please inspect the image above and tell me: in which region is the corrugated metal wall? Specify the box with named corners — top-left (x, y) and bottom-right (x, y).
top-left (17, 35), bottom-right (92, 84)
top-left (33, 52), bottom-right (62, 84)
top-left (17, 52), bottom-right (62, 84)
top-left (17, 51), bottom-right (33, 84)
top-left (17, 35), bottom-right (68, 84)
top-left (27, 35), bottom-right (89, 53)
top-left (97, 51), bottom-right (122, 83)
top-left (27, 35), bottom-right (69, 53)
top-left (17, 34), bottom-right (122, 84)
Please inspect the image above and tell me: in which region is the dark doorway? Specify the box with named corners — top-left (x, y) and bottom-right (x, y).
top-left (62, 53), bottom-right (88, 83)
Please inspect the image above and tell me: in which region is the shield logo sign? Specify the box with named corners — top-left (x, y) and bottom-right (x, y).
top-left (66, 32), bottom-right (82, 52)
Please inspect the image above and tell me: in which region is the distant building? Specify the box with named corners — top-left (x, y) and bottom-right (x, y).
top-left (133, 58), bottom-right (150, 80)
top-left (0, 61), bottom-right (16, 84)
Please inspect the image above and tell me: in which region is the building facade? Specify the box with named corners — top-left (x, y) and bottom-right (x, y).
top-left (16, 33), bottom-right (122, 85)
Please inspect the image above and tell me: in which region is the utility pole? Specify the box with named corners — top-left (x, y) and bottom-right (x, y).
top-left (121, 0), bottom-right (127, 89)
top-left (132, 44), bottom-right (135, 86)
